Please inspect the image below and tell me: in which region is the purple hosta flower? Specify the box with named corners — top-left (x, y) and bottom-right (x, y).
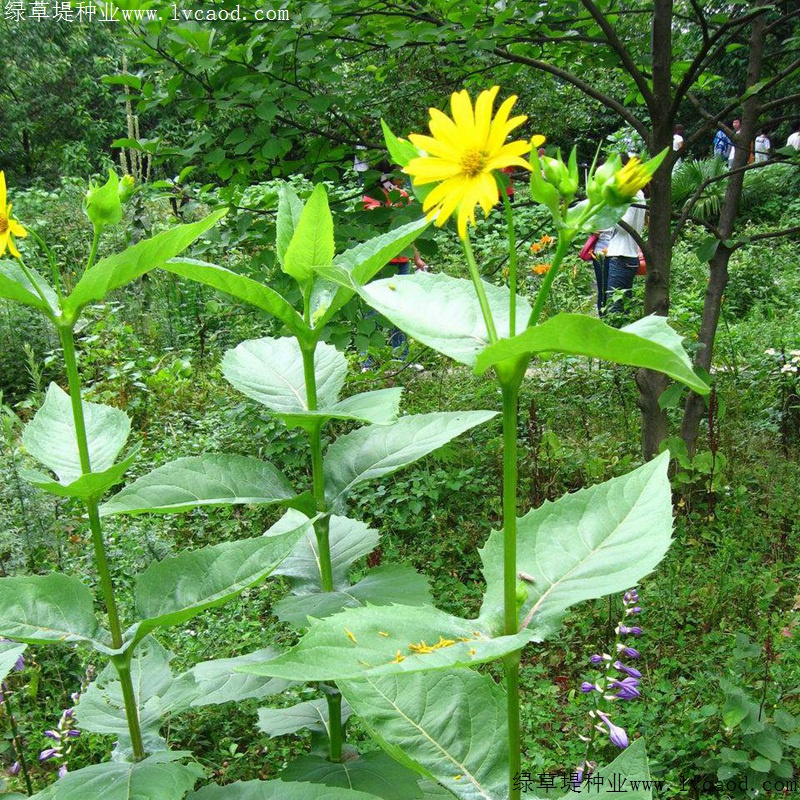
top-left (10, 761), bottom-right (21, 776)
top-left (609, 676), bottom-right (641, 700)
top-left (613, 661), bottom-right (642, 679)
top-left (590, 653), bottom-right (611, 664)
top-left (58, 764), bottom-right (68, 778)
top-left (625, 606), bottom-right (642, 616)
top-left (39, 747), bottom-right (59, 762)
top-left (66, 729), bottom-right (80, 738)
top-left (623, 589), bottom-right (639, 605)
top-left (594, 710), bottom-right (629, 749)
top-left (617, 624), bottom-right (643, 636)
top-left (44, 729), bottom-right (61, 741)
top-left (581, 681), bottom-right (599, 693)
top-left (617, 643), bottom-right (640, 659)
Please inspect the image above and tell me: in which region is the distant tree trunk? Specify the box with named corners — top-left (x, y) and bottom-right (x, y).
top-left (22, 129), bottom-right (33, 178)
top-left (680, 11), bottom-right (767, 455)
top-left (637, 0), bottom-right (674, 459)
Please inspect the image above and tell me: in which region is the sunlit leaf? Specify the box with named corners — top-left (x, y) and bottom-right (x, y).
top-left (100, 454), bottom-right (294, 516)
top-left (341, 670), bottom-right (507, 800)
top-left (238, 605), bottom-right (531, 681)
top-left (23, 383), bottom-right (130, 485)
top-left (479, 453), bottom-right (673, 638)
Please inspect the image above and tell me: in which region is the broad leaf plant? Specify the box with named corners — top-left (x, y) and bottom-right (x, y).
top-left (0, 86), bottom-right (709, 800)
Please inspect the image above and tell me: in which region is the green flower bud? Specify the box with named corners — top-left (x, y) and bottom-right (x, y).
top-left (83, 169), bottom-right (123, 231)
top-left (515, 581), bottom-right (528, 608)
top-left (118, 174), bottom-right (135, 204)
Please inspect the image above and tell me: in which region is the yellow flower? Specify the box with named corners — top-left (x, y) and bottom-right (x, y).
top-left (533, 262), bottom-right (551, 275)
top-left (0, 172), bottom-right (28, 258)
top-left (405, 86), bottom-right (537, 238)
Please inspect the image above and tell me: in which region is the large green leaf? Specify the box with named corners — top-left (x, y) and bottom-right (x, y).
top-left (357, 273), bottom-right (531, 367)
top-left (23, 383), bottom-right (130, 485)
top-left (237, 605), bottom-right (531, 681)
top-left (276, 183), bottom-right (305, 265)
top-left (223, 337), bottom-right (403, 429)
top-left (22, 445), bottom-right (139, 502)
top-left (100, 454), bottom-right (294, 516)
top-left (62, 210), bottom-right (226, 319)
top-left (323, 411), bottom-right (497, 511)
top-left (274, 565), bottom-right (431, 627)
top-left (0, 574), bottom-right (109, 649)
top-left (475, 314), bottom-right (709, 395)
top-left (479, 453), bottom-right (673, 639)
top-left (161, 259), bottom-right (308, 340)
top-left (33, 752), bottom-right (203, 800)
top-left (271, 512), bottom-right (379, 593)
top-left (163, 648), bottom-right (292, 709)
top-left (0, 259), bottom-right (59, 316)
top-left (340, 670), bottom-right (508, 800)
top-left (189, 779), bottom-right (379, 800)
top-left (311, 217), bottom-right (430, 330)
top-left (129, 527), bottom-right (305, 642)
top-left (257, 697), bottom-right (351, 738)
top-left (222, 336), bottom-right (341, 416)
top-left (76, 638), bottom-right (175, 757)
top-left (281, 752), bottom-right (423, 800)
top-left (0, 642), bottom-right (26, 683)
top-left (283, 183), bottom-right (334, 285)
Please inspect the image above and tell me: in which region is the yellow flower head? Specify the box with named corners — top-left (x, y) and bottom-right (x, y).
top-left (532, 262), bottom-right (551, 275)
top-left (0, 172), bottom-right (28, 259)
top-left (615, 157), bottom-right (650, 197)
top-left (405, 86), bottom-right (534, 238)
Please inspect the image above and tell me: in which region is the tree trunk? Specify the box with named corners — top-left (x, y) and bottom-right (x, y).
top-left (638, 0), bottom-right (674, 459)
top-left (680, 10), bottom-right (767, 455)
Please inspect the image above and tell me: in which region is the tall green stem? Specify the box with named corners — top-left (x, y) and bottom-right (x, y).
top-left (528, 234), bottom-right (572, 328)
top-left (462, 234), bottom-right (498, 344)
top-left (57, 324), bottom-right (146, 761)
top-left (300, 342), bottom-right (342, 762)
top-left (501, 380), bottom-right (523, 800)
top-left (501, 192), bottom-right (518, 338)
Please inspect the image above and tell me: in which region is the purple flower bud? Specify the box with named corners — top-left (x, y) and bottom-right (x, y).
top-left (63, 708), bottom-right (75, 719)
top-left (590, 654), bottom-right (603, 664)
top-left (58, 764), bottom-right (68, 778)
top-left (580, 681), bottom-right (597, 693)
top-left (623, 589), bottom-right (639, 605)
top-left (617, 644), bottom-right (640, 659)
top-left (618, 625), bottom-right (643, 636)
top-left (44, 730), bottom-right (61, 741)
top-left (10, 761), bottom-right (20, 775)
top-left (596, 710), bottom-right (629, 748)
top-left (610, 676), bottom-right (641, 700)
top-left (66, 729), bottom-right (81, 737)
top-left (614, 661), bottom-right (642, 679)
top-left (13, 654), bottom-right (24, 672)
top-left (39, 748), bottom-right (59, 762)
top-left (625, 606), bottom-right (642, 615)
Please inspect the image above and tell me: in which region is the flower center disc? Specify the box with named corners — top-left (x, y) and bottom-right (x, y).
top-left (0, 215), bottom-right (7, 234)
top-left (460, 150), bottom-right (488, 177)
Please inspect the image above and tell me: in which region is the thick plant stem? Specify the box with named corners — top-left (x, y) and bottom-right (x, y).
top-left (502, 192), bottom-right (518, 337)
top-left (528, 234), bottom-right (571, 327)
top-left (462, 234), bottom-right (498, 344)
top-left (300, 343), bottom-right (342, 762)
top-left (58, 325), bottom-right (146, 761)
top-left (501, 381), bottom-right (522, 800)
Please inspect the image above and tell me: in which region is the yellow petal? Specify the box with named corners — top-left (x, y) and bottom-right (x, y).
top-left (0, 172), bottom-right (6, 211)
top-left (473, 86), bottom-right (500, 148)
top-left (7, 237), bottom-right (20, 258)
top-left (531, 134), bottom-right (546, 148)
top-left (9, 219), bottom-right (27, 238)
top-left (450, 90), bottom-right (475, 135)
top-left (407, 160), bottom-right (464, 183)
top-left (428, 108), bottom-right (464, 151)
top-left (408, 134), bottom-right (459, 162)
top-left (486, 95), bottom-right (521, 152)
